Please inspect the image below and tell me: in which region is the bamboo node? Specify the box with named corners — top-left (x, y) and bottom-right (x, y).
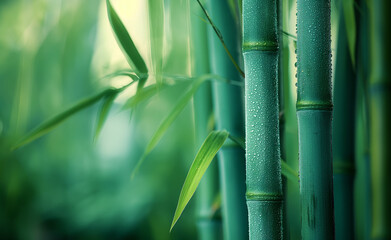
top-left (242, 41), bottom-right (278, 52)
top-left (296, 101), bottom-right (333, 111)
top-left (246, 192), bottom-right (283, 202)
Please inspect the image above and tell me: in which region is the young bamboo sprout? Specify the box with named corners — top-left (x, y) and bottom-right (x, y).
top-left (243, 0), bottom-right (283, 239)
top-left (296, 0), bottom-right (335, 239)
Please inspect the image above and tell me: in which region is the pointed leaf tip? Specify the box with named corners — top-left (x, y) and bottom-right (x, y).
top-left (94, 90), bottom-right (118, 141)
top-left (106, 0), bottom-right (148, 78)
top-left (170, 130), bottom-right (229, 231)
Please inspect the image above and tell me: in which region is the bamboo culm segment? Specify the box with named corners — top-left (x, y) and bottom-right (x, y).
top-left (243, 0), bottom-right (283, 239)
top-left (296, 0), bottom-right (334, 239)
top-left (368, 0), bottom-right (391, 238)
top-left (354, 1), bottom-right (371, 238)
top-left (332, 1), bottom-right (356, 239)
top-left (207, 0), bottom-right (248, 239)
top-left (190, 0), bottom-right (222, 238)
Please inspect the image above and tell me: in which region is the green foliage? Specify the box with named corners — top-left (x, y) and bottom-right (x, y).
top-left (132, 76), bottom-right (209, 178)
top-left (94, 90), bottom-right (118, 141)
top-left (12, 88), bottom-right (118, 150)
top-left (106, 0), bottom-right (148, 89)
top-left (170, 130), bottom-right (229, 231)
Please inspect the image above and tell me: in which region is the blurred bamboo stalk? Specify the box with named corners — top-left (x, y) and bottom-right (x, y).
top-left (368, 0), bottom-right (391, 238)
top-left (207, 0), bottom-right (248, 239)
top-left (354, 0), bottom-right (372, 238)
top-left (190, 0), bottom-right (222, 239)
top-left (281, 0), bottom-right (301, 239)
top-left (332, 1), bottom-right (357, 239)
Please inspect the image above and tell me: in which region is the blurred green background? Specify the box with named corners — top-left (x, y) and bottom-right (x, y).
top-left (0, 0), bottom-right (199, 239)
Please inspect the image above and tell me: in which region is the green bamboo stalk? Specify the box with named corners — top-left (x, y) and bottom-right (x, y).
top-left (368, 0), bottom-right (391, 238)
top-left (354, 1), bottom-right (372, 238)
top-left (277, 1), bottom-right (288, 239)
top-left (296, 0), bottom-right (334, 239)
top-left (242, 0), bottom-right (283, 239)
top-left (333, 2), bottom-right (356, 239)
top-left (190, 1), bottom-right (222, 239)
top-left (207, 0), bottom-right (248, 239)
top-left (281, 0), bottom-right (301, 239)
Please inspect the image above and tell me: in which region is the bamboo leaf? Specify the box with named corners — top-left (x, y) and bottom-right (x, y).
top-left (131, 78), bottom-right (206, 178)
top-left (228, 134), bottom-right (245, 149)
top-left (122, 84), bottom-right (159, 110)
top-left (12, 79), bottom-right (136, 150)
top-left (281, 159), bottom-right (299, 183)
top-left (282, 30), bottom-right (297, 41)
top-left (170, 130), bottom-right (229, 231)
top-left (94, 90), bottom-right (118, 141)
top-left (106, 0), bottom-right (148, 89)
top-left (195, 0), bottom-right (245, 78)
top-left (342, 0), bottom-right (356, 68)
top-left (12, 89), bottom-right (115, 150)
top-left (101, 70), bottom-right (143, 81)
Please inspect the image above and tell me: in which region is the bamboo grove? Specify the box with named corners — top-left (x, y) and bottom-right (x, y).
top-left (7, 0), bottom-right (390, 239)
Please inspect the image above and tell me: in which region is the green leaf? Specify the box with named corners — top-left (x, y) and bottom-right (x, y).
top-left (94, 90), bottom-right (118, 141)
top-left (122, 84), bottom-right (159, 110)
top-left (122, 81), bottom-right (193, 113)
top-left (281, 159), bottom-right (299, 183)
top-left (131, 77), bottom-right (206, 178)
top-left (228, 134), bottom-right (245, 149)
top-left (12, 89), bottom-right (115, 150)
top-left (342, 0), bottom-right (356, 68)
top-left (170, 130), bottom-right (229, 231)
top-left (101, 70), bottom-right (143, 81)
top-left (12, 80), bottom-right (137, 151)
top-left (106, 0), bottom-right (148, 89)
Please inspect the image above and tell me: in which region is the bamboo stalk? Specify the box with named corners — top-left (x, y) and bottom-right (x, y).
top-left (332, 2), bottom-right (356, 239)
top-left (206, 0), bottom-right (248, 239)
top-left (296, 0), bottom-right (334, 239)
top-left (242, 0), bottom-right (283, 239)
top-left (281, 0), bottom-right (301, 239)
top-left (190, 1), bottom-right (222, 239)
top-left (368, 0), bottom-right (391, 238)
top-left (354, 1), bottom-right (372, 238)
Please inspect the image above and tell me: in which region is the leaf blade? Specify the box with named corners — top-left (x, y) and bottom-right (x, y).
top-left (94, 90), bottom-right (118, 141)
top-left (170, 130), bottom-right (229, 231)
top-left (12, 79), bottom-right (136, 150)
top-left (131, 78), bottom-right (205, 178)
top-left (12, 89), bottom-right (113, 150)
top-left (106, 0), bottom-right (148, 88)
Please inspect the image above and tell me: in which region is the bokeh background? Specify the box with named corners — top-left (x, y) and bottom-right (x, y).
top-left (0, 0), bottom-right (199, 239)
